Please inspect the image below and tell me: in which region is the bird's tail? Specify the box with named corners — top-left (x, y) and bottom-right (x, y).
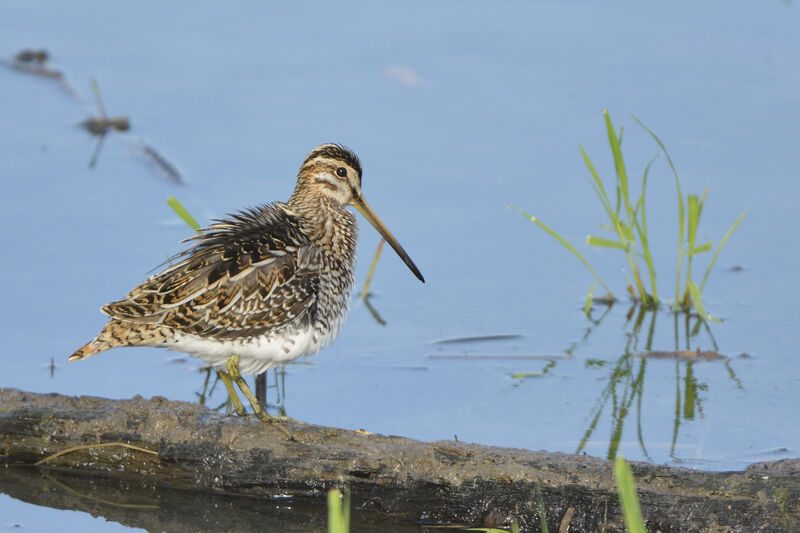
top-left (67, 321), bottom-right (124, 362)
top-left (67, 321), bottom-right (169, 362)
top-left (68, 338), bottom-right (114, 362)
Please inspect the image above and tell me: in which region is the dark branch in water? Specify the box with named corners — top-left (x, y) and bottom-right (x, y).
top-left (1, 388), bottom-right (797, 531)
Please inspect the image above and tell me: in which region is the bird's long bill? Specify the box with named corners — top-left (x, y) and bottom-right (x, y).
top-left (352, 196), bottom-right (425, 283)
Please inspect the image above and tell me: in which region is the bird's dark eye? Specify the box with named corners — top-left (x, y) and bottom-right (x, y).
top-left (336, 167), bottom-right (347, 178)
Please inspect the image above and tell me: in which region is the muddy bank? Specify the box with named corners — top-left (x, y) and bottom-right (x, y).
top-left (1, 388), bottom-right (797, 531)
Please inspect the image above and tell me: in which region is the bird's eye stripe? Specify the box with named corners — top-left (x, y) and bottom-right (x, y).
top-left (315, 177), bottom-right (339, 190)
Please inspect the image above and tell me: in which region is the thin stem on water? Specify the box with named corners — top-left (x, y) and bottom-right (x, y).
top-left (360, 239), bottom-right (385, 300)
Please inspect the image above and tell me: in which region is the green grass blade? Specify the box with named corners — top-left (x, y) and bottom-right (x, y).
top-left (688, 281), bottom-right (721, 323)
top-left (684, 193), bottom-right (703, 293)
top-left (510, 204), bottom-right (614, 297)
top-left (167, 196), bottom-right (202, 233)
top-left (327, 489), bottom-right (341, 533)
top-left (614, 456), bottom-right (646, 533)
top-left (587, 235), bottom-right (627, 249)
top-left (604, 110), bottom-right (630, 208)
top-left (688, 242), bottom-right (712, 255)
top-left (687, 194), bottom-right (700, 250)
top-left (510, 372), bottom-right (544, 379)
top-left (605, 111), bottom-right (648, 302)
top-left (699, 208), bottom-right (748, 292)
top-left (622, 269), bottom-right (634, 293)
top-left (535, 484), bottom-right (550, 533)
top-left (632, 114), bottom-right (685, 310)
top-left (618, 220), bottom-right (635, 243)
top-left (582, 138), bottom-right (639, 302)
top-left (327, 489), bottom-right (350, 533)
top-left (581, 145), bottom-right (616, 219)
top-left (699, 187), bottom-right (709, 217)
top-left (342, 488), bottom-right (350, 530)
top-left (636, 155), bottom-right (659, 303)
top-left (584, 280), bottom-right (597, 315)
top-left (90, 78), bottom-right (107, 119)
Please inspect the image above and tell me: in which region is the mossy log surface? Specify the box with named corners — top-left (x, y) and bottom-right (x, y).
top-left (1, 388), bottom-right (798, 532)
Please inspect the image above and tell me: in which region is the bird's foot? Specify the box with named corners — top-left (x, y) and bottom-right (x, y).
top-left (217, 370), bottom-right (248, 417)
top-left (226, 354), bottom-right (294, 441)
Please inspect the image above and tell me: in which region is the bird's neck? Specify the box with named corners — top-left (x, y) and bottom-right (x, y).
top-left (288, 193), bottom-right (358, 258)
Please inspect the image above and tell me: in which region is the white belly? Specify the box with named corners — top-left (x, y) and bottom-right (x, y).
top-left (169, 327), bottom-right (334, 375)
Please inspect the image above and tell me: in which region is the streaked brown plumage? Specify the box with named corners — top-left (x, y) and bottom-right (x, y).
top-left (69, 144), bottom-right (424, 376)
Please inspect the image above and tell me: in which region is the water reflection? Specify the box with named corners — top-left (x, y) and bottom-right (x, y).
top-left (360, 239), bottom-right (388, 326)
top-left (575, 304), bottom-right (742, 462)
top-left (0, 467), bottom-right (417, 532)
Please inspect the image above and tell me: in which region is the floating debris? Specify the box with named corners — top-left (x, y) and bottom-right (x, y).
top-left (82, 115), bottom-right (130, 135)
top-left (81, 78), bottom-right (130, 136)
top-left (2, 48), bottom-right (78, 99)
top-left (15, 48), bottom-right (49, 64)
top-left (428, 354), bottom-right (567, 360)
top-left (592, 293), bottom-right (617, 305)
top-left (638, 349), bottom-right (727, 360)
top-left (81, 78), bottom-right (130, 168)
top-left (2, 48), bottom-right (63, 79)
top-left (434, 334), bottom-right (522, 344)
top-left (509, 372), bottom-right (543, 379)
top-left (140, 143), bottom-right (185, 185)
top-left (384, 65), bottom-right (430, 87)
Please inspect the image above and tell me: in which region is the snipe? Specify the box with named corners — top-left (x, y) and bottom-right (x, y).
top-left (68, 144), bottom-right (424, 438)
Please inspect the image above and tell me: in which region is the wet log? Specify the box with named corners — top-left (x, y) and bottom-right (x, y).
top-left (1, 388), bottom-right (798, 532)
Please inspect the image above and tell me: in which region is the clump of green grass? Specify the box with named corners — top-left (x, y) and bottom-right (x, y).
top-left (512, 110), bottom-right (747, 319)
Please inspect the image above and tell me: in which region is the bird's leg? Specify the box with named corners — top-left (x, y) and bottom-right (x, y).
top-left (217, 369), bottom-right (247, 417)
top-left (226, 354), bottom-right (294, 440)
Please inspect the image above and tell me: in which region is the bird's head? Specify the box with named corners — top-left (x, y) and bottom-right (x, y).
top-left (294, 144), bottom-right (424, 283)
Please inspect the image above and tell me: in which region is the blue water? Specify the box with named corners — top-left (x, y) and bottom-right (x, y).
top-left (2, 0), bottom-right (799, 529)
